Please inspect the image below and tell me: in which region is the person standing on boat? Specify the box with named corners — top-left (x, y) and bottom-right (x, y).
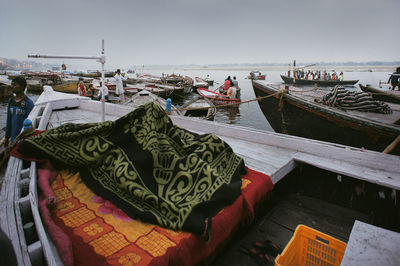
top-left (388, 67), bottom-right (400, 90)
top-left (4, 77), bottom-right (34, 147)
top-left (227, 85), bottom-right (237, 99)
top-left (77, 81), bottom-right (86, 96)
top-left (114, 69), bottom-right (125, 103)
top-left (223, 76), bottom-right (231, 94)
top-left (97, 81), bottom-right (109, 101)
top-left (232, 76), bottom-right (241, 98)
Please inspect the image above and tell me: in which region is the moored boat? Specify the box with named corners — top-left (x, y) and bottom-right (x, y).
top-left (180, 96), bottom-right (216, 120)
top-left (252, 80), bottom-right (400, 154)
top-left (359, 84), bottom-right (400, 104)
top-left (124, 90), bottom-right (182, 115)
top-left (280, 74), bottom-right (359, 86)
top-left (52, 82), bottom-right (79, 93)
top-left (197, 87), bottom-right (241, 105)
top-left (194, 77), bottom-right (210, 88)
top-left (0, 87), bottom-right (399, 265)
top-left (249, 71), bottom-right (266, 80)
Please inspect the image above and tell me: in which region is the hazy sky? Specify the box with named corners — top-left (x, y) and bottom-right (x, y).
top-left (1, 0), bottom-right (399, 68)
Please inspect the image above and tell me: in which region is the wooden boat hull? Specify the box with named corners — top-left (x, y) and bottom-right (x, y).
top-left (181, 97), bottom-right (216, 120)
top-left (124, 91), bottom-right (182, 116)
top-left (53, 82), bottom-right (78, 93)
top-left (359, 84), bottom-right (400, 104)
top-left (0, 84), bottom-right (13, 98)
top-left (280, 75), bottom-right (359, 86)
top-left (252, 81), bottom-right (400, 153)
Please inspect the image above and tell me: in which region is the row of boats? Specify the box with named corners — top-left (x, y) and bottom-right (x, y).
top-left (0, 67), bottom-right (399, 265)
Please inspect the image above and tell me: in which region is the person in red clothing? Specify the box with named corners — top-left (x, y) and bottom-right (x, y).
top-left (221, 75), bottom-right (232, 95)
top-left (77, 81), bottom-right (86, 96)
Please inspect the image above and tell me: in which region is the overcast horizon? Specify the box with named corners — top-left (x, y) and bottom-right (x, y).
top-left (1, 0), bottom-right (399, 69)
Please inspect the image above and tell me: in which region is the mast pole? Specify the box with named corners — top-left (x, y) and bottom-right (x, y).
top-left (100, 39), bottom-right (106, 122)
top-left (28, 40), bottom-right (107, 121)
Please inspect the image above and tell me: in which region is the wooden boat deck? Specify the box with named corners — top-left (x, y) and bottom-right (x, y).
top-left (268, 83), bottom-right (400, 126)
top-left (212, 193), bottom-right (370, 266)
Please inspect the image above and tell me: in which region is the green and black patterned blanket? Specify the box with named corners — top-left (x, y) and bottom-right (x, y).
top-left (18, 102), bottom-right (245, 235)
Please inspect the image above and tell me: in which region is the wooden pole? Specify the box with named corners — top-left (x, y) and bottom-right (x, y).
top-left (383, 135), bottom-right (400, 154)
top-left (293, 60), bottom-right (296, 85)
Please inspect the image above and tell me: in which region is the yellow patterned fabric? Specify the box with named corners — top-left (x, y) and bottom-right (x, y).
top-left (19, 102), bottom-right (245, 234)
top-left (50, 170), bottom-right (192, 265)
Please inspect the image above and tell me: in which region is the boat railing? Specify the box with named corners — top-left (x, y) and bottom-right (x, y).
top-left (0, 99), bottom-right (64, 265)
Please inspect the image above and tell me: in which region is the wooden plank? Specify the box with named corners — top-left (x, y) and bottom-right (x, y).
top-left (283, 194), bottom-right (369, 226)
top-left (38, 103), bottom-right (52, 130)
top-left (212, 220), bottom-right (293, 266)
top-left (170, 115), bottom-right (400, 174)
top-left (268, 197), bottom-right (361, 242)
top-left (293, 152), bottom-right (400, 190)
top-left (270, 159), bottom-right (298, 184)
top-left (0, 157), bottom-right (31, 265)
top-left (29, 162), bottom-right (63, 266)
top-left (14, 164), bottom-right (32, 266)
top-left (341, 221), bottom-right (400, 266)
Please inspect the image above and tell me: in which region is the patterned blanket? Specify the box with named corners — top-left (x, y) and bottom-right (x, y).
top-left (18, 102), bottom-right (246, 235)
top-left (319, 86), bottom-right (392, 114)
top-left (38, 166), bottom-right (273, 266)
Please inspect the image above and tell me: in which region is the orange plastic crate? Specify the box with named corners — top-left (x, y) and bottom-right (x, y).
top-left (275, 225), bottom-right (347, 266)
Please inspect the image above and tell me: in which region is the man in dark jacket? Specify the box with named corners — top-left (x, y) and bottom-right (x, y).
top-left (388, 67), bottom-right (400, 90)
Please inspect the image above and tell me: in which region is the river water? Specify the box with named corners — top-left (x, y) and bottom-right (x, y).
top-left (0, 70), bottom-right (393, 132)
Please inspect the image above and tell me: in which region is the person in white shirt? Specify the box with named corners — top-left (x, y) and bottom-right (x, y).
top-left (114, 69), bottom-right (125, 103)
top-left (227, 86), bottom-right (237, 99)
top-left (97, 81), bottom-right (109, 101)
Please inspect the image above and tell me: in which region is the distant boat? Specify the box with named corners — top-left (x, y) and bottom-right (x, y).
top-left (181, 97), bottom-right (216, 120)
top-left (205, 79), bottom-right (214, 86)
top-left (124, 90), bottom-right (182, 115)
top-left (249, 71), bottom-right (266, 80)
top-left (197, 88), bottom-right (241, 105)
top-left (193, 77), bottom-right (210, 89)
top-left (280, 74), bottom-right (359, 86)
top-left (359, 84), bottom-right (400, 104)
top-left (252, 80), bottom-right (400, 154)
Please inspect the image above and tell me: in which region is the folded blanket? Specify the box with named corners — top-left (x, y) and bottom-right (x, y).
top-left (18, 102), bottom-right (246, 235)
top-left (319, 86), bottom-right (392, 114)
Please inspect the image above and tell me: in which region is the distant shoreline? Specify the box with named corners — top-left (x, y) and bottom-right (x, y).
top-left (181, 65), bottom-right (398, 72)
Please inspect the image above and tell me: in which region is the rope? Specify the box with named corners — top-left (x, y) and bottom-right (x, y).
top-left (177, 86), bottom-right (318, 112)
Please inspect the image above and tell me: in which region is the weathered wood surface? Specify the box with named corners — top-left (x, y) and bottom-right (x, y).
top-left (29, 162), bottom-right (63, 265)
top-left (212, 194), bottom-right (368, 266)
top-left (258, 81), bottom-right (400, 128)
top-left (292, 152), bottom-right (400, 190)
top-left (0, 157), bottom-right (31, 265)
top-left (170, 116), bottom-right (400, 184)
top-left (341, 220), bottom-right (400, 266)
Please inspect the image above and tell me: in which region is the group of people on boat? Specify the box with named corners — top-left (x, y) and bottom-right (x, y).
top-left (76, 69), bottom-right (126, 102)
top-left (291, 70), bottom-right (344, 81)
top-left (220, 76), bottom-right (241, 99)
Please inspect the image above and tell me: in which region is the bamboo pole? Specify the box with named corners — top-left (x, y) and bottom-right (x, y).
top-left (383, 135), bottom-right (400, 154)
